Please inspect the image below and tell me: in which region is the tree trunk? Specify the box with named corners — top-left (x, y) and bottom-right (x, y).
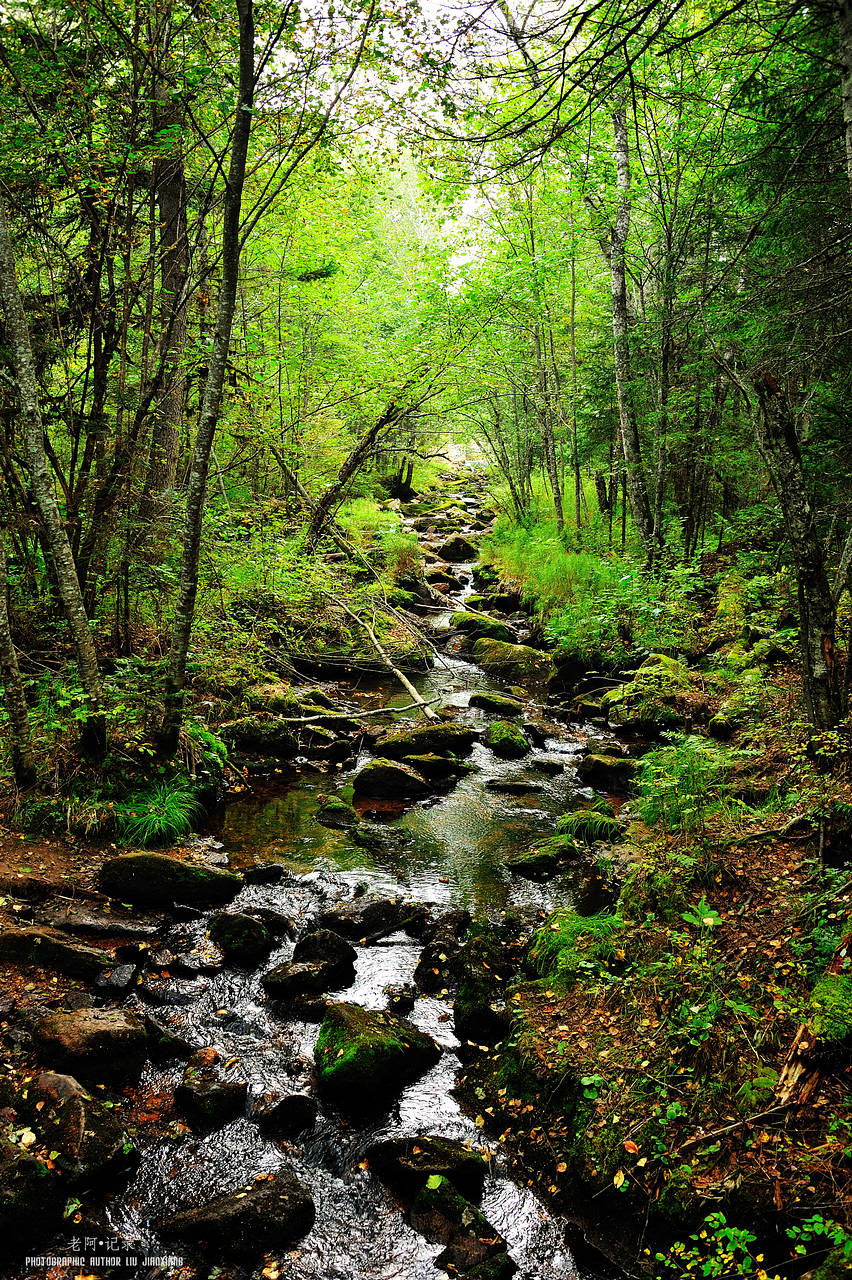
top-left (306, 401), bottom-right (404, 547)
top-left (0, 198), bottom-right (106, 757)
top-left (161, 0), bottom-right (255, 752)
top-left (610, 107), bottom-right (658, 566)
top-left (838, 1), bottom-right (852, 206)
top-left (0, 530), bottom-right (36, 785)
top-left (753, 375), bottom-right (843, 728)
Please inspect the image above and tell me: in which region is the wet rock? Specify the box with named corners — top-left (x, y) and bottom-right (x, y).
top-left (314, 1003), bottom-right (441, 1106)
top-left (468, 691), bottom-right (525, 716)
top-left (27, 1072), bottom-right (134, 1181)
top-left (100, 852), bottom-right (242, 905)
top-left (474, 591), bottom-right (524, 614)
top-left (471, 563), bottom-right (500, 588)
top-left (352, 757), bottom-right (430, 798)
top-left (250, 1090), bottom-right (317, 1136)
top-left (385, 982), bottom-right (417, 1013)
top-left (450, 611), bottom-right (515, 644)
top-left (425, 909), bottom-right (472, 942)
top-left (250, 906), bottom-right (295, 937)
top-left (576, 754), bottom-right (637, 792)
top-left (0, 1132), bottom-right (64, 1250)
top-left (144, 1012), bottom-right (198, 1058)
top-left (483, 720), bottom-right (530, 759)
top-left (374, 721), bottom-right (479, 759)
top-left (507, 836), bottom-right (580, 879)
top-left (368, 1136), bottom-right (488, 1200)
top-left (95, 963), bottom-right (138, 993)
top-left (0, 926), bottom-right (113, 978)
top-left (315, 796), bottom-right (361, 828)
top-left (471, 640), bottom-right (554, 687)
top-left (176, 1048), bottom-right (247, 1128)
top-left (208, 910), bottom-right (273, 965)
top-left (243, 862), bottom-right (286, 884)
top-left (528, 758), bottom-right (564, 775)
top-left (438, 534), bottom-right (478, 561)
top-left (172, 943), bottom-right (226, 974)
top-left (158, 1168), bottom-right (315, 1258)
top-left (454, 930), bottom-right (516, 1046)
top-left (403, 753), bottom-right (477, 783)
top-left (408, 1175), bottom-right (515, 1277)
top-left (426, 566), bottom-right (462, 589)
top-left (292, 928), bottom-right (357, 979)
top-left (33, 1009), bottom-right (147, 1080)
top-left (220, 715), bottom-right (298, 757)
top-left (414, 909), bottom-right (472, 992)
top-left (599, 653), bottom-right (690, 732)
top-left (38, 903), bottom-right (165, 939)
top-left (262, 958), bottom-right (352, 1001)
top-left (315, 897), bottom-right (411, 940)
top-left (484, 779), bottom-right (543, 795)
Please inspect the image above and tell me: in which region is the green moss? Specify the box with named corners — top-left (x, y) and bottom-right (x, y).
top-left (450, 611), bottom-right (515, 644)
top-left (315, 796), bottom-right (360, 827)
top-left (484, 719), bottom-right (530, 759)
top-left (470, 639), bottom-right (555, 685)
top-left (507, 834), bottom-right (579, 877)
top-left (600, 655), bottom-right (690, 731)
top-left (529, 909), bottom-right (622, 988)
top-left (314, 1003), bottom-right (441, 1101)
top-left (618, 856), bottom-right (693, 922)
top-left (809, 972), bottom-right (852, 1042)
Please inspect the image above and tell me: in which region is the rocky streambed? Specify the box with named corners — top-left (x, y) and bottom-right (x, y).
top-left (0, 480), bottom-right (640, 1280)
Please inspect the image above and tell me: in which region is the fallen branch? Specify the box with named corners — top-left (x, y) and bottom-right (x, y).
top-left (678, 1103), bottom-right (797, 1154)
top-left (333, 597), bottom-right (438, 720)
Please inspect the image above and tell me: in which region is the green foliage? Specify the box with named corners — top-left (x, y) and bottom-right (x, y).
top-left (115, 781), bottom-right (203, 847)
top-left (555, 810), bottom-right (622, 843)
top-left (529, 910), bottom-right (622, 988)
top-left (808, 973), bottom-right (852, 1043)
top-left (638, 736), bottom-right (731, 834)
top-left (656, 1210), bottom-right (852, 1279)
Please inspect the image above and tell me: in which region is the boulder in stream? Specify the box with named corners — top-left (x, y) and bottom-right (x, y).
top-left (261, 958), bottom-right (352, 1003)
top-left (315, 795), bottom-right (361, 827)
top-left (450, 611), bottom-right (516, 644)
top-left (208, 910), bottom-right (273, 965)
top-left (483, 720), bottom-right (530, 759)
top-left (158, 1168), bottom-right (315, 1258)
top-left (219, 715), bottom-right (298, 756)
top-left (99, 852), bottom-right (242, 905)
top-left (251, 1090), bottom-right (317, 1136)
top-left (374, 721), bottom-right (479, 759)
top-left (506, 835), bottom-right (580, 879)
top-left (367, 1136), bottom-right (488, 1201)
top-left (352, 757), bottom-right (430, 799)
top-left (576, 753), bottom-right (637, 792)
top-left (314, 1002), bottom-right (441, 1106)
top-left (408, 1175), bottom-right (516, 1277)
top-left (33, 1008), bottom-right (147, 1080)
top-left (468, 691), bottom-right (525, 716)
top-left (438, 534), bottom-right (478, 561)
top-left (471, 640), bottom-right (554, 687)
top-left (175, 1047), bottom-right (248, 1128)
top-left (315, 896), bottom-right (414, 940)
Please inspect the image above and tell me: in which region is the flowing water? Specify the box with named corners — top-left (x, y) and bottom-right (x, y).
top-left (42, 495), bottom-right (623, 1280)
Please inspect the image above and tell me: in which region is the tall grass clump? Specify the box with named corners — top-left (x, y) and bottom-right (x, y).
top-left (116, 780), bottom-right (203, 846)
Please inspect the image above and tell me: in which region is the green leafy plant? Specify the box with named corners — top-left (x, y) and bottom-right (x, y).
top-left (115, 780), bottom-right (203, 846)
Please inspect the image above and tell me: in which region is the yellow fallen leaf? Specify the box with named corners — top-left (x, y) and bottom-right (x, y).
top-left (623, 1140), bottom-right (639, 1154)
top-left (613, 1169), bottom-right (625, 1189)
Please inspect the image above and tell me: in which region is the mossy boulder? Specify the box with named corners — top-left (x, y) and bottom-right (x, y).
top-left (27, 1072), bottom-right (134, 1182)
top-left (438, 534), bottom-right (478, 562)
top-left (374, 721), bottom-right (478, 759)
top-left (352, 757), bottom-right (430, 799)
top-left (314, 1002), bottom-right (441, 1106)
top-left (468, 691), bottom-right (525, 716)
top-left (261, 958), bottom-right (353, 1002)
top-left (315, 796), bottom-right (361, 828)
top-left (208, 911), bottom-right (273, 965)
top-left (555, 810), bottom-right (623, 844)
top-left (600, 654), bottom-right (691, 732)
top-left (483, 720), bottom-right (530, 759)
top-left (220, 715), bottom-right (298, 756)
top-left (33, 1009), bottom-right (147, 1080)
top-left (507, 835), bottom-right (580, 878)
top-left (0, 926), bottom-right (112, 978)
top-left (367, 1136), bottom-right (488, 1201)
top-left (247, 682), bottom-right (300, 713)
top-left (100, 852), bottom-right (242, 905)
top-left (403, 753), bottom-right (477, 782)
top-left (576, 754), bottom-right (637, 792)
top-left (158, 1168), bottom-right (315, 1258)
top-left (471, 640), bottom-right (554, 686)
top-left (450, 611), bottom-right (515, 644)
top-left (809, 973), bottom-right (852, 1043)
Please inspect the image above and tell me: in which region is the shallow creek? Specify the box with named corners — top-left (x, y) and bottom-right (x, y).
top-left (88, 508), bottom-right (618, 1278)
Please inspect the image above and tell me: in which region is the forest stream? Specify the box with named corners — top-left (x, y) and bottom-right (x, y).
top-left (8, 486), bottom-right (628, 1280)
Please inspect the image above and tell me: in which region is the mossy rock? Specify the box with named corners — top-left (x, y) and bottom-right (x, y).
top-left (352, 758), bottom-right (430, 799)
top-left (374, 721), bottom-right (478, 759)
top-left (555, 811), bottom-right (623, 844)
top-left (158, 1169), bottom-right (315, 1258)
top-left (0, 926), bottom-right (112, 978)
top-left (220, 716), bottom-right (298, 757)
top-left (576, 754), bottom-right (637, 792)
top-left (403, 753), bottom-right (477, 782)
top-left (314, 1002), bottom-right (441, 1106)
top-left (315, 796), bottom-right (360, 828)
top-left (450, 611), bottom-right (515, 644)
top-left (100, 852), bottom-right (242, 905)
top-left (176, 1049), bottom-right (248, 1128)
top-left (247, 682), bottom-right (300, 713)
top-left (367, 1136), bottom-right (488, 1201)
top-left (208, 911), bottom-right (273, 965)
top-left (809, 972), bottom-right (852, 1043)
top-left (0, 1133), bottom-right (64, 1250)
top-left (27, 1071), bottom-right (133, 1183)
top-left (507, 835), bottom-right (579, 878)
top-left (408, 1175), bottom-right (514, 1276)
top-left (472, 639), bottom-right (555, 686)
top-left (483, 720), bottom-right (530, 759)
top-left (468, 692), bottom-right (525, 716)
top-left (301, 687), bottom-right (337, 709)
top-left (600, 655), bottom-right (690, 732)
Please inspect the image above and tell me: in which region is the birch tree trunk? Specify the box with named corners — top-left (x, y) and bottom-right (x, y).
top-left (0, 530), bottom-right (36, 785)
top-left (0, 198), bottom-right (106, 757)
top-left (753, 375), bottom-right (842, 728)
top-left (161, 0), bottom-right (255, 752)
top-left (610, 107), bottom-right (658, 567)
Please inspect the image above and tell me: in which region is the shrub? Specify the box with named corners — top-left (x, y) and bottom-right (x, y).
top-left (638, 736), bottom-right (731, 834)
